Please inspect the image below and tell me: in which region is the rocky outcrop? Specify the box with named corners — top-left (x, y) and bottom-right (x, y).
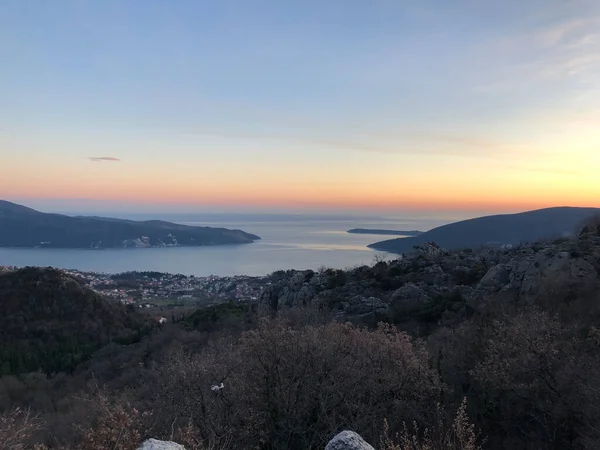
top-left (138, 439), bottom-right (186, 450)
top-left (325, 431), bottom-right (375, 450)
top-left (390, 283), bottom-right (430, 315)
top-left (470, 231), bottom-right (600, 307)
top-left (342, 296), bottom-right (388, 316)
top-left (259, 229), bottom-right (600, 324)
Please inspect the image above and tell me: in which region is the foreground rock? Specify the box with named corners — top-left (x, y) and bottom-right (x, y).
top-left (325, 431), bottom-right (375, 450)
top-left (138, 439), bottom-right (186, 450)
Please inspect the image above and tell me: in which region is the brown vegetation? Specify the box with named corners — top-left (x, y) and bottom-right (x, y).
top-left (2, 231), bottom-right (600, 449)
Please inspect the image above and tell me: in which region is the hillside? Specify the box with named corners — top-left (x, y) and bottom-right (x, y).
top-left (0, 200), bottom-right (260, 248)
top-left (2, 226), bottom-right (600, 449)
top-left (0, 267), bottom-right (150, 375)
top-left (369, 206), bottom-right (600, 253)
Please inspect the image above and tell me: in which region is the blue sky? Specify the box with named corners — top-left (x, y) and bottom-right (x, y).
top-left (1, 0), bottom-right (599, 213)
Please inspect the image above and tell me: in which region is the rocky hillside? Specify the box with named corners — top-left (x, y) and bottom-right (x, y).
top-left (261, 222), bottom-right (600, 331)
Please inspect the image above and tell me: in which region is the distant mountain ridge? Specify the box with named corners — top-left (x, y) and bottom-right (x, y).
top-left (369, 207), bottom-right (600, 253)
top-left (0, 200), bottom-right (260, 249)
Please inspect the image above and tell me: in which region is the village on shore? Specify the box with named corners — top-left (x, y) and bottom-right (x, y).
top-left (0, 265), bottom-right (271, 308)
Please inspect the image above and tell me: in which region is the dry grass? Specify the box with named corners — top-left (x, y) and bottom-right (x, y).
top-left (0, 407), bottom-right (45, 450)
top-left (380, 398), bottom-right (484, 450)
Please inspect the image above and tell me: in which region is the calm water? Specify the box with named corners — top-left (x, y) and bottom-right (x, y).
top-left (0, 214), bottom-right (458, 276)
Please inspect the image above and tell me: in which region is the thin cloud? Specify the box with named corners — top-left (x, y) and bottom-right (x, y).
top-left (89, 156), bottom-right (121, 162)
top-left (504, 164), bottom-right (582, 176)
top-left (177, 125), bottom-right (508, 159)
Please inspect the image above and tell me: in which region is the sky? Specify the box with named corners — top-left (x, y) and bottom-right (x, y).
top-left (1, 0), bottom-right (599, 214)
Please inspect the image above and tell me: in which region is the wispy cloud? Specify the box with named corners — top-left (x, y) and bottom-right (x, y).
top-left (89, 156), bottom-right (120, 162)
top-left (504, 164), bottom-right (582, 176)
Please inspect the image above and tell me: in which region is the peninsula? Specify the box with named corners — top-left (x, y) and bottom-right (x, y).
top-left (347, 228), bottom-right (424, 236)
top-left (0, 200), bottom-right (261, 249)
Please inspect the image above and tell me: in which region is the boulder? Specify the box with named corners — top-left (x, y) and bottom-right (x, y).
top-left (325, 430), bottom-right (375, 450)
top-left (138, 439), bottom-right (186, 450)
top-left (390, 283), bottom-right (430, 314)
top-left (412, 242), bottom-right (447, 259)
top-left (478, 264), bottom-right (510, 291)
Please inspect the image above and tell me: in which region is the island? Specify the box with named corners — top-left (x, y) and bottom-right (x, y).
top-left (0, 200), bottom-right (261, 249)
top-left (347, 228), bottom-right (424, 236)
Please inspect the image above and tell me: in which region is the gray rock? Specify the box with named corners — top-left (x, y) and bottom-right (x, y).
top-left (138, 439), bottom-right (186, 450)
top-left (391, 283), bottom-right (430, 313)
top-left (478, 264), bottom-right (510, 291)
top-left (325, 431), bottom-right (375, 450)
top-left (345, 296), bottom-right (387, 315)
top-left (411, 242), bottom-right (447, 259)
top-left (517, 251), bottom-right (599, 304)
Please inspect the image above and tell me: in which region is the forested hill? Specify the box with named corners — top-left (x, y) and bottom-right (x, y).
top-left (0, 267), bottom-right (150, 375)
top-left (0, 200), bottom-right (260, 248)
top-left (369, 206), bottom-right (600, 253)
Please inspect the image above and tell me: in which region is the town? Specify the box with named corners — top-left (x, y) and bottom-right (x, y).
top-left (0, 265), bottom-right (271, 308)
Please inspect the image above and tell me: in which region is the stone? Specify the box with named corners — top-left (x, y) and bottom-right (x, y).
top-left (345, 296), bottom-right (387, 315)
top-left (411, 242), bottom-right (447, 259)
top-left (138, 439), bottom-right (186, 450)
top-left (390, 283), bottom-right (430, 313)
top-left (478, 264), bottom-right (510, 291)
top-left (325, 430), bottom-right (375, 450)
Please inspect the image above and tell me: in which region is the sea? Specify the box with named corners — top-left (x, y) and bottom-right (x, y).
top-left (0, 212), bottom-right (469, 277)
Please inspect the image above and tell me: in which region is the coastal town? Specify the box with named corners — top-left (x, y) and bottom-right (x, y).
top-left (0, 265), bottom-right (271, 307)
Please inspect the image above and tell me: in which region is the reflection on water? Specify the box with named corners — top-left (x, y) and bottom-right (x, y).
top-left (0, 214), bottom-right (455, 276)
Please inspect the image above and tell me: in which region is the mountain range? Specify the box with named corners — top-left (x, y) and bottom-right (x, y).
top-left (369, 207), bottom-right (600, 253)
top-left (0, 200), bottom-right (260, 249)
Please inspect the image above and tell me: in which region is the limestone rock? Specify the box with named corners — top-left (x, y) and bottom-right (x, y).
top-left (345, 296), bottom-right (387, 315)
top-left (325, 430), bottom-right (375, 450)
top-left (138, 439), bottom-right (186, 450)
top-left (391, 283), bottom-right (430, 313)
top-left (411, 242), bottom-right (447, 259)
top-left (478, 264), bottom-right (510, 291)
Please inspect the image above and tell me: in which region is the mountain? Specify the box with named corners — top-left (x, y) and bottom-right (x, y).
top-left (0, 267), bottom-right (150, 375)
top-left (0, 200), bottom-right (261, 249)
top-left (368, 207), bottom-right (600, 254)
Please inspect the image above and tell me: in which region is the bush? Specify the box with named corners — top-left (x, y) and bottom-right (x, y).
top-left (152, 320), bottom-right (441, 450)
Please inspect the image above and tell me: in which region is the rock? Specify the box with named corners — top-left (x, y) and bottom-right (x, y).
top-left (470, 240), bottom-right (600, 308)
top-left (411, 242), bottom-right (447, 259)
top-left (345, 296), bottom-right (387, 315)
top-left (517, 251), bottom-right (600, 304)
top-left (422, 264), bottom-right (448, 284)
top-left (138, 439), bottom-right (186, 450)
top-left (391, 283), bottom-right (430, 313)
top-left (325, 430), bottom-right (375, 450)
top-left (478, 264), bottom-right (510, 291)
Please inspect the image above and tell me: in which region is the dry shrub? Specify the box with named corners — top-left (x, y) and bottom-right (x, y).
top-left (173, 419), bottom-right (232, 450)
top-left (0, 406), bottom-right (44, 450)
top-left (75, 389), bottom-right (151, 450)
top-left (432, 310), bottom-right (600, 449)
top-left (380, 398), bottom-right (484, 450)
top-left (152, 320), bottom-right (441, 450)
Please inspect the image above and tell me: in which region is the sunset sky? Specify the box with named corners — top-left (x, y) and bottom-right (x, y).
top-left (1, 0), bottom-right (600, 214)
